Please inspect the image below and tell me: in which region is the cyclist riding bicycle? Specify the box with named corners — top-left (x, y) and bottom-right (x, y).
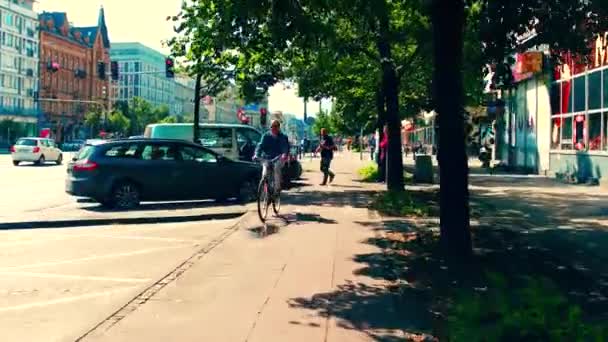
top-left (253, 120), bottom-right (290, 196)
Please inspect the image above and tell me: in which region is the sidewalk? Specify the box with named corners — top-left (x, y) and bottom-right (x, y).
top-left (81, 154), bottom-right (412, 342)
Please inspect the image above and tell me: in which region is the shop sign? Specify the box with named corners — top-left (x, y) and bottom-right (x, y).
top-left (517, 52), bottom-right (543, 74)
top-left (594, 32), bottom-right (608, 68)
top-left (512, 52), bottom-right (543, 82)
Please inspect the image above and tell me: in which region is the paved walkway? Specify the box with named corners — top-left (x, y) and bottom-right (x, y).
top-left (73, 152), bottom-right (608, 341)
top-left (81, 154), bottom-right (410, 342)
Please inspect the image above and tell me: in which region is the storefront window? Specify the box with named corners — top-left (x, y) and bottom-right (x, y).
top-left (550, 82), bottom-right (561, 114)
top-left (589, 112), bottom-right (602, 150)
top-left (573, 76), bottom-right (586, 112)
top-left (561, 116), bottom-right (573, 150)
top-left (562, 80), bottom-right (573, 113)
top-left (604, 69), bottom-right (608, 108)
top-left (551, 118), bottom-right (561, 149)
top-left (588, 70), bottom-right (602, 110)
top-left (604, 112), bottom-right (608, 151)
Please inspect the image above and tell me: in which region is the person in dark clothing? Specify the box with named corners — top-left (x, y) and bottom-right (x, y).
top-left (316, 128), bottom-right (336, 185)
top-left (254, 120), bottom-right (290, 194)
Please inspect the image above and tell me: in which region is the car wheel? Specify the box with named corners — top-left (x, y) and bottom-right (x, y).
top-left (36, 155), bottom-right (45, 165)
top-left (12, 161), bottom-right (19, 166)
top-left (111, 182), bottom-right (140, 210)
top-left (56, 154), bottom-right (63, 165)
top-left (237, 179), bottom-right (258, 203)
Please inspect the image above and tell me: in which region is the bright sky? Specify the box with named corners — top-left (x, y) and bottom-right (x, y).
top-left (36, 0), bottom-right (330, 119)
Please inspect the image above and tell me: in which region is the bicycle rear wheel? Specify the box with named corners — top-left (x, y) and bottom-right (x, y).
top-left (257, 179), bottom-right (271, 222)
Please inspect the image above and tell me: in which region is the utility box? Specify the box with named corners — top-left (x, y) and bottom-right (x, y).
top-left (414, 155), bottom-right (434, 183)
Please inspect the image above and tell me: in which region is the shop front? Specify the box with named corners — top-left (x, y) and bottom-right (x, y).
top-left (496, 50), bottom-right (552, 174)
top-left (549, 33), bottom-right (608, 183)
top-left (497, 33), bottom-right (608, 183)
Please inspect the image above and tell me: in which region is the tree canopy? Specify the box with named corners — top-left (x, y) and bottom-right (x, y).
top-left (168, 0), bottom-right (608, 257)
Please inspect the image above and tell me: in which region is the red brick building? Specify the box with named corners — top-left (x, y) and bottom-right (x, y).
top-left (39, 7), bottom-right (111, 141)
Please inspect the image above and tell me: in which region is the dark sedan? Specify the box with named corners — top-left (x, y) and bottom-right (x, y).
top-left (66, 139), bottom-right (261, 209)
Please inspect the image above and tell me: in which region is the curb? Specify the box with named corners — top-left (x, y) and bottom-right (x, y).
top-left (0, 211), bottom-right (246, 230)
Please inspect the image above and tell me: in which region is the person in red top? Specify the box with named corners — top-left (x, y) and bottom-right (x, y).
top-left (378, 126), bottom-right (388, 182)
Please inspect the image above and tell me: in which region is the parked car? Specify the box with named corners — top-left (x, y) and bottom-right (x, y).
top-left (65, 138), bottom-right (261, 209)
top-left (143, 123), bottom-right (262, 161)
top-left (10, 137), bottom-right (63, 166)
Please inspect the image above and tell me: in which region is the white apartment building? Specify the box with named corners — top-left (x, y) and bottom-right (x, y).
top-left (0, 0), bottom-right (40, 143)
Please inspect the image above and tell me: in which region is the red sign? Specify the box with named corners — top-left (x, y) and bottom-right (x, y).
top-left (593, 32), bottom-right (608, 68)
top-left (512, 52), bottom-right (543, 82)
top-left (237, 108), bottom-right (249, 124)
top-left (40, 128), bottom-right (51, 138)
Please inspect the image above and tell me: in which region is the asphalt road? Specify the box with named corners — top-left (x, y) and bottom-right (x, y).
top-left (0, 154), bottom-right (253, 341)
top-left (0, 217), bottom-right (244, 342)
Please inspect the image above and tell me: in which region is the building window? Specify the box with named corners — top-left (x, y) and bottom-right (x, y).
top-left (589, 112), bottom-right (602, 150)
top-left (561, 116), bottom-right (573, 150)
top-left (604, 69), bottom-right (608, 108)
top-left (573, 75), bottom-right (586, 112)
top-left (551, 82), bottom-right (561, 114)
top-left (589, 70), bottom-right (602, 110)
top-left (604, 112), bottom-right (608, 151)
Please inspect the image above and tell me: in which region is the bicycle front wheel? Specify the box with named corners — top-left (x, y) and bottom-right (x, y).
top-left (257, 179), bottom-right (270, 222)
top-left (272, 192), bottom-right (281, 216)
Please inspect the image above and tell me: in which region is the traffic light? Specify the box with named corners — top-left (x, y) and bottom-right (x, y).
top-left (260, 108), bottom-right (267, 126)
top-left (97, 61), bottom-right (106, 80)
top-left (165, 58), bottom-right (175, 78)
top-left (110, 61), bottom-right (119, 81)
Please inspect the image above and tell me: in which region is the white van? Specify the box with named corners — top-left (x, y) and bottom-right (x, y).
top-left (143, 123), bottom-right (262, 161)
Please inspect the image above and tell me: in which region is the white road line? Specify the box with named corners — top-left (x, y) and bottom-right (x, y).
top-left (0, 286), bottom-right (139, 313)
top-left (0, 235), bottom-right (84, 247)
top-left (73, 234), bottom-right (199, 243)
top-left (0, 245), bottom-right (187, 271)
top-left (0, 271), bottom-right (152, 283)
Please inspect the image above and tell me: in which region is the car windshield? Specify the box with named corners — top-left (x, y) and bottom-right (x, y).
top-left (15, 139), bottom-right (37, 146)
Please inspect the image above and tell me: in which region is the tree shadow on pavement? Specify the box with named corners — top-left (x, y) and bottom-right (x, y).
top-left (288, 180), bottom-right (608, 340)
top-left (247, 212), bottom-right (338, 237)
top-left (285, 189), bottom-right (378, 209)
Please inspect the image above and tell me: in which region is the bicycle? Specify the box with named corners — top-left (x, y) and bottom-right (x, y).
top-left (255, 156), bottom-right (282, 224)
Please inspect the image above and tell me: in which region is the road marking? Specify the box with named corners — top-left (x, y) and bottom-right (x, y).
top-left (0, 271), bottom-right (151, 283)
top-left (0, 286), bottom-right (139, 313)
top-left (74, 234), bottom-right (199, 243)
top-left (75, 217), bottom-right (244, 341)
top-left (0, 235), bottom-right (83, 247)
top-left (0, 245), bottom-right (187, 271)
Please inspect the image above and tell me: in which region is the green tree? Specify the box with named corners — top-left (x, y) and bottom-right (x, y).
top-left (153, 104), bottom-right (171, 123)
top-left (160, 115), bottom-right (178, 124)
top-left (312, 110), bottom-right (336, 136)
top-left (84, 110), bottom-right (102, 133)
top-left (107, 110), bottom-right (131, 136)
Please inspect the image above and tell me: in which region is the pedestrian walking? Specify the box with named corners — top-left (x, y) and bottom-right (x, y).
top-left (316, 128), bottom-right (336, 185)
top-left (368, 134), bottom-right (376, 161)
top-left (378, 126), bottom-right (388, 183)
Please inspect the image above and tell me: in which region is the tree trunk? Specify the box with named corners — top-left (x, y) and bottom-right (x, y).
top-left (432, 0), bottom-right (472, 257)
top-left (377, 18), bottom-right (404, 192)
top-left (193, 73), bottom-right (202, 143)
